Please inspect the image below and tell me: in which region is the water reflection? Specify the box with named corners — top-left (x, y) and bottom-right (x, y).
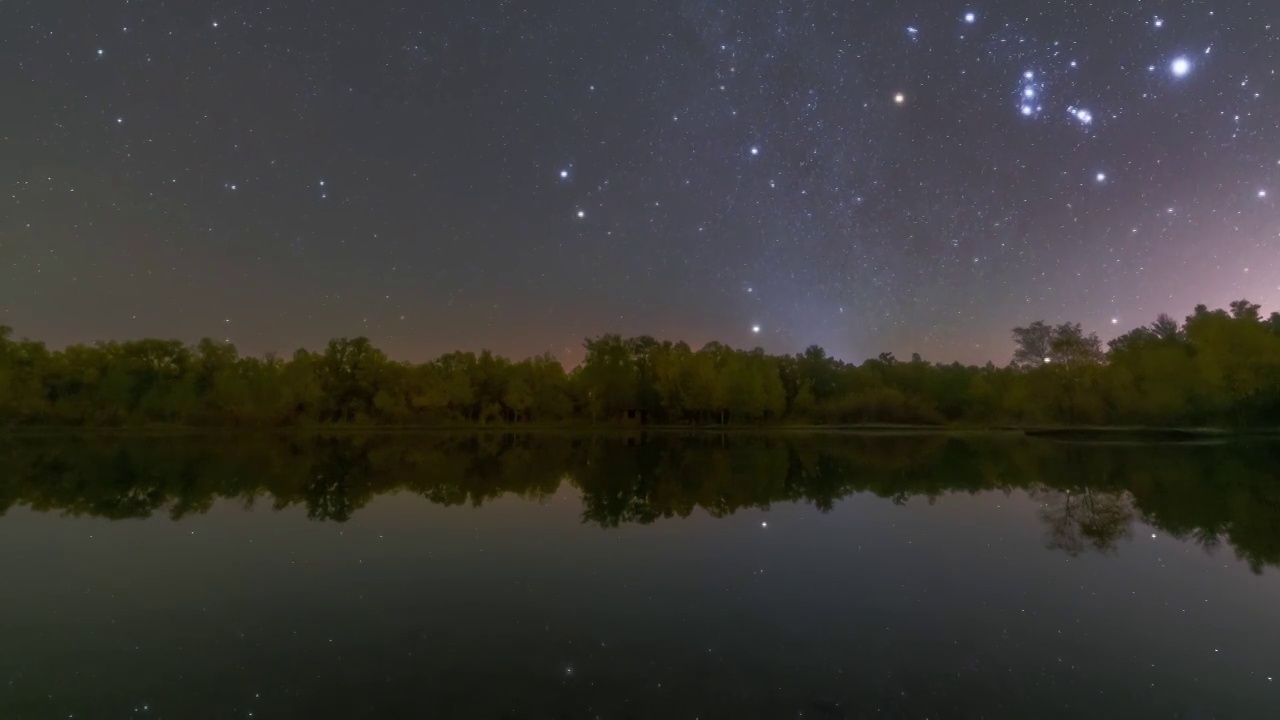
top-left (3, 432), bottom-right (1279, 570)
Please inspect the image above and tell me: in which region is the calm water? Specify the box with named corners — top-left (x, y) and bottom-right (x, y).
top-left (2, 433), bottom-right (1279, 719)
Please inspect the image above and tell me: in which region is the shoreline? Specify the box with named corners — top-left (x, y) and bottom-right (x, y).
top-left (2, 423), bottom-right (1276, 441)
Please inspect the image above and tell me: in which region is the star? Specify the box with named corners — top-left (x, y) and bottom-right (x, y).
top-left (17, 0), bottom-right (1280, 394)
top-left (1111, 318), bottom-right (1119, 324)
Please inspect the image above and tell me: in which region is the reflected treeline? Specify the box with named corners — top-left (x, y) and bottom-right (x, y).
top-left (2, 433), bottom-right (1279, 571)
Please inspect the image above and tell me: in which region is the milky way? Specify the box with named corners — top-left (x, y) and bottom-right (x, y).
top-left (3, 1), bottom-right (1277, 363)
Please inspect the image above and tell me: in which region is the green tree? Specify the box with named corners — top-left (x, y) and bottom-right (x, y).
top-left (576, 335), bottom-right (639, 421)
top-left (1012, 321), bottom-right (1053, 368)
top-left (503, 377), bottom-right (533, 422)
top-left (317, 337), bottom-right (387, 422)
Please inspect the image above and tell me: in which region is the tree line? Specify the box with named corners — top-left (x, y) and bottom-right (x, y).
top-left (4, 433), bottom-right (1279, 571)
top-left (1, 298), bottom-right (1278, 427)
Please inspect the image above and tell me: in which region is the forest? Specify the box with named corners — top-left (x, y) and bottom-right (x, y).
top-left (1, 299), bottom-right (1279, 428)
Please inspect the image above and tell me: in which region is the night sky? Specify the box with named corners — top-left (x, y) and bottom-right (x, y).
top-left (4, 1), bottom-right (1278, 364)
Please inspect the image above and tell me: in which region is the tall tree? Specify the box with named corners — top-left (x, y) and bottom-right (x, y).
top-left (1011, 321), bottom-right (1053, 368)
top-left (577, 335), bottom-right (639, 420)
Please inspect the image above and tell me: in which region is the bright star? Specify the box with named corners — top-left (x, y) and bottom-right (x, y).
top-left (964, 12), bottom-right (976, 24)
top-left (894, 93), bottom-right (906, 105)
top-left (116, 117), bottom-right (123, 124)
top-left (1020, 105), bottom-right (1034, 116)
top-left (750, 146), bottom-right (759, 156)
top-left (559, 169), bottom-right (569, 179)
top-left (1023, 86), bottom-right (1036, 99)
top-left (576, 209), bottom-right (585, 218)
top-left (907, 27), bottom-right (918, 36)
top-left (1023, 70), bottom-right (1034, 80)
top-left (1153, 17), bottom-right (1164, 28)
top-left (1096, 172), bottom-right (1106, 182)
top-left (1171, 56), bottom-right (1191, 78)
top-left (1111, 318), bottom-right (1119, 325)
top-left (751, 325), bottom-right (761, 334)
top-left (1071, 107), bottom-right (1093, 125)
top-left (1260, 190), bottom-right (1268, 198)
top-left (97, 49), bottom-right (104, 56)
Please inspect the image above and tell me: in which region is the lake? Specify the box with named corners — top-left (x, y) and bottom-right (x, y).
top-left (1, 432), bottom-right (1278, 718)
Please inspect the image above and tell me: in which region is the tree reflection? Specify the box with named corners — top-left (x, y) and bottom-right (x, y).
top-left (2, 433), bottom-right (1279, 571)
top-left (1037, 488), bottom-right (1134, 556)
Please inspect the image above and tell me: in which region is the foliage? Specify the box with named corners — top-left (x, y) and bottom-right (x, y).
top-left (1, 298), bottom-right (1278, 427)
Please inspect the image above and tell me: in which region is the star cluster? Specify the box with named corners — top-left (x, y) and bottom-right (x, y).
top-left (2, 1), bottom-right (1277, 362)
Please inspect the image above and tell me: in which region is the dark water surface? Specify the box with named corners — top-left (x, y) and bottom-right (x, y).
top-left (2, 433), bottom-right (1279, 719)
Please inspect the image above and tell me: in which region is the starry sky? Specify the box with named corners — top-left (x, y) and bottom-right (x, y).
top-left (4, 1), bottom-right (1278, 364)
